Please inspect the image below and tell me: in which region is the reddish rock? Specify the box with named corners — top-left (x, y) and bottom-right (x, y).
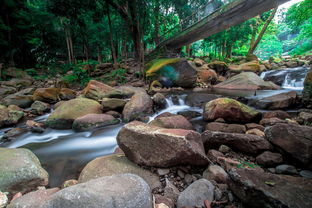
top-left (250, 91), bottom-right (297, 110)
top-left (203, 165), bottom-right (228, 183)
top-left (245, 123), bottom-right (264, 131)
top-left (82, 80), bottom-right (123, 100)
top-left (198, 69), bottom-right (218, 84)
top-left (207, 150), bottom-right (225, 163)
top-left (117, 121), bottom-right (209, 167)
top-left (246, 128), bottom-right (265, 137)
top-left (205, 122), bottom-right (246, 134)
top-left (256, 151), bottom-right (283, 167)
top-left (265, 123), bottom-right (312, 164)
top-left (202, 131), bottom-right (272, 154)
top-left (72, 114), bottom-right (119, 131)
top-left (150, 115), bottom-right (193, 130)
top-left (260, 117), bottom-right (287, 126)
top-left (59, 88), bottom-right (76, 100)
top-left (228, 168), bottom-right (312, 208)
top-left (216, 157), bottom-right (240, 171)
top-left (263, 110), bottom-right (291, 119)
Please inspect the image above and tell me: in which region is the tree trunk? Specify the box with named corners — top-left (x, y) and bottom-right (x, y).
top-left (248, 8), bottom-right (277, 55)
top-left (106, 3), bottom-right (118, 67)
top-left (6, 14), bottom-right (14, 66)
top-left (97, 46), bottom-right (102, 63)
top-left (154, 1), bottom-right (160, 45)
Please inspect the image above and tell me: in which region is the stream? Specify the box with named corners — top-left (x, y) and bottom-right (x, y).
top-left (0, 66), bottom-right (309, 187)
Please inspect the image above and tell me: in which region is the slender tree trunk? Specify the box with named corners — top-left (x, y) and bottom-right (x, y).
top-left (248, 8), bottom-right (277, 55)
top-left (154, 1), bottom-right (160, 45)
top-left (6, 14), bottom-right (14, 66)
top-left (97, 46), bottom-right (102, 63)
top-left (106, 3), bottom-right (117, 67)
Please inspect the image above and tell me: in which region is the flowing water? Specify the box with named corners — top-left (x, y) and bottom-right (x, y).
top-left (0, 66), bottom-right (309, 186)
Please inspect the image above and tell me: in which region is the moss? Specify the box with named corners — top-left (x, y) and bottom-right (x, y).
top-left (145, 58), bottom-right (181, 77)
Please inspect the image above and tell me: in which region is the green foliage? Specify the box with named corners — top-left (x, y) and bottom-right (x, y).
top-left (61, 62), bottom-right (91, 86)
top-left (237, 160), bottom-right (260, 169)
top-left (102, 68), bottom-right (127, 84)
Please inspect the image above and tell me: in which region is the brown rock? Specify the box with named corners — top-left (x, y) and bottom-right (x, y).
top-left (250, 91), bottom-right (297, 110)
top-left (82, 80), bottom-right (123, 100)
top-left (246, 128), bottom-right (265, 137)
top-left (72, 114), bottom-right (119, 131)
top-left (263, 110), bottom-right (291, 119)
top-left (207, 150), bottom-right (225, 163)
top-left (256, 151), bottom-right (283, 167)
top-left (59, 88), bottom-right (76, 100)
top-left (32, 88), bottom-right (60, 103)
top-left (260, 117), bottom-right (287, 126)
top-left (203, 165), bottom-right (228, 183)
top-left (245, 123), bottom-right (264, 131)
top-left (205, 122), bottom-right (246, 133)
top-left (198, 69), bottom-right (218, 84)
top-left (102, 98), bottom-right (127, 111)
top-left (117, 121), bottom-right (209, 167)
top-left (150, 115), bottom-right (193, 130)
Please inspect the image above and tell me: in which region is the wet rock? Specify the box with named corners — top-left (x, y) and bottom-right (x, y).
top-left (26, 120), bottom-right (45, 133)
top-left (177, 111), bottom-right (201, 120)
top-left (214, 72), bottom-right (279, 90)
top-left (230, 61), bottom-right (261, 73)
top-left (122, 89), bottom-right (153, 122)
top-left (72, 114), bottom-right (119, 131)
top-left (205, 122), bottom-right (246, 133)
top-left (153, 93), bottom-right (167, 109)
top-left (260, 117), bottom-right (287, 126)
top-left (203, 98), bottom-right (260, 123)
top-left (185, 93), bottom-right (221, 107)
top-left (245, 123), bottom-right (265, 131)
top-left (105, 110), bottom-right (121, 118)
top-left (250, 91), bottom-right (297, 110)
top-left (300, 170), bottom-right (312, 179)
top-left (1, 128), bottom-right (27, 141)
top-left (0, 148), bottom-right (49, 194)
top-left (102, 98), bottom-right (127, 111)
top-left (265, 123), bottom-right (312, 164)
top-left (150, 114), bottom-right (193, 130)
top-left (0, 106), bottom-right (24, 128)
top-left (1, 78), bottom-right (32, 89)
top-left (79, 154), bottom-right (161, 190)
top-left (0, 85), bottom-right (16, 97)
top-left (203, 165), bottom-right (228, 183)
top-left (82, 80), bottom-right (124, 100)
top-left (276, 164), bottom-right (298, 175)
top-left (202, 131), bottom-right (271, 154)
top-left (198, 69), bottom-right (218, 84)
top-left (170, 59), bottom-right (198, 88)
top-left (7, 188), bottom-right (59, 208)
top-left (263, 110), bottom-right (291, 119)
top-left (228, 168), bottom-right (312, 208)
top-left (177, 179), bottom-right (215, 208)
top-left (117, 121), bottom-right (209, 167)
top-left (46, 98), bottom-right (102, 129)
top-left (208, 61), bottom-right (228, 76)
top-left (256, 151), bottom-right (283, 167)
top-left (31, 101), bottom-right (50, 115)
top-left (42, 174), bottom-right (153, 208)
top-left (246, 128), bottom-right (265, 137)
top-left (303, 66), bottom-right (312, 106)
top-left (194, 58), bottom-right (205, 67)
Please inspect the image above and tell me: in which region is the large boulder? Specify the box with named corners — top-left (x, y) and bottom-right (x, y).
top-left (214, 72), bottom-right (280, 90)
top-left (72, 114), bottom-right (119, 131)
top-left (303, 66), bottom-right (312, 107)
top-left (0, 105), bottom-right (24, 128)
top-left (198, 69), bottom-right (218, 84)
top-left (102, 98), bottom-right (127, 111)
top-left (82, 80), bottom-right (124, 100)
top-left (0, 148), bottom-right (49, 194)
top-left (205, 122), bottom-right (246, 134)
top-left (265, 123), bottom-right (312, 164)
top-left (117, 121), bottom-right (209, 167)
top-left (170, 59), bottom-right (197, 88)
top-left (228, 168), bottom-right (312, 208)
top-left (41, 174), bottom-right (153, 208)
top-left (32, 88), bottom-right (60, 103)
top-left (79, 154), bottom-right (161, 189)
top-left (249, 91), bottom-right (297, 110)
top-left (150, 114), bottom-right (193, 130)
top-left (202, 131), bottom-right (272, 154)
top-left (46, 98), bottom-right (102, 129)
top-left (122, 89), bottom-right (153, 122)
top-left (207, 61), bottom-right (228, 76)
top-left (203, 98), bottom-right (260, 123)
top-left (1, 89), bottom-right (34, 108)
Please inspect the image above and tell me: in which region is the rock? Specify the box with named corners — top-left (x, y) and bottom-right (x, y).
top-left (42, 174), bottom-right (152, 208)
top-left (246, 128), bottom-right (265, 137)
top-left (276, 164), bottom-right (298, 175)
top-left (185, 93), bottom-right (221, 107)
top-left (260, 117), bottom-right (287, 126)
top-left (249, 91), bottom-right (297, 110)
top-left (202, 131), bottom-right (271, 154)
top-left (102, 98), bottom-right (127, 111)
top-left (265, 123), bottom-right (312, 164)
top-left (177, 111), bottom-right (201, 120)
top-left (163, 179), bottom-right (180, 201)
top-left (236, 61), bottom-right (261, 72)
top-left (205, 122), bottom-right (246, 133)
top-left (1, 128), bottom-right (27, 141)
top-left (153, 93), bottom-right (167, 109)
top-left (216, 157), bottom-right (240, 171)
top-left (203, 98), bottom-right (260, 123)
top-left (122, 90), bottom-right (153, 122)
top-left (72, 114), bottom-right (119, 131)
top-left (82, 80), bottom-right (124, 100)
top-left (218, 145), bottom-right (231, 153)
top-left (0, 148), bottom-right (48, 194)
top-left (207, 150), bottom-right (224, 163)
top-left (154, 195), bottom-right (175, 208)
top-left (263, 110), bottom-right (291, 119)
top-left (62, 180), bottom-right (78, 189)
top-left (0, 85), bottom-right (16, 97)
top-left (246, 54), bottom-right (259, 62)
top-left (245, 123), bottom-right (264, 131)
top-left (170, 59), bottom-right (198, 88)
top-left (105, 110), bottom-right (121, 118)
top-left (177, 179), bottom-right (215, 208)
top-left (58, 88), bottom-right (76, 100)
top-left (0, 106), bottom-right (24, 128)
top-left (31, 101), bottom-right (50, 115)
top-left (300, 170), bottom-right (312, 179)
top-left (78, 154), bottom-right (161, 190)
top-left (1, 93), bottom-right (33, 108)
top-left (198, 69), bottom-right (218, 84)
top-left (32, 88), bottom-right (60, 103)
top-left (157, 168), bottom-right (170, 176)
top-left (46, 98), bottom-right (102, 129)
top-left (228, 168), bottom-right (312, 208)
top-left (214, 72), bottom-right (280, 90)
top-left (4, 68), bottom-right (32, 80)
top-left (0, 192), bottom-right (8, 208)
top-left (7, 188), bottom-right (59, 208)
top-left (117, 121), bottom-right (208, 167)
top-left (303, 66), bottom-right (312, 105)
top-left (193, 58), bottom-right (205, 67)
top-left (150, 114), bottom-right (193, 130)
top-left (256, 151), bottom-right (283, 167)
top-left (299, 112), bottom-right (312, 123)
top-left (208, 61), bottom-right (228, 76)
top-left (203, 165), bottom-right (228, 183)
top-left (155, 203), bottom-right (169, 208)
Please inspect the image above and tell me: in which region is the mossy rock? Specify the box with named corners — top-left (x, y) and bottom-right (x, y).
top-left (46, 98), bottom-right (102, 129)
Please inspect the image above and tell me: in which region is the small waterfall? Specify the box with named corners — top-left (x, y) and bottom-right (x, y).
top-left (282, 73), bottom-right (305, 90)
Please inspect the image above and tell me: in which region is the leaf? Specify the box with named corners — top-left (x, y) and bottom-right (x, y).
top-left (265, 181), bottom-right (275, 186)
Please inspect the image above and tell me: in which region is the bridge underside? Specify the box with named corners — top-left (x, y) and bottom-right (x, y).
top-left (148, 0), bottom-right (289, 60)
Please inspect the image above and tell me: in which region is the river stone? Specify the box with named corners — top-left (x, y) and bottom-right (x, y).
top-left (117, 121), bottom-right (209, 167)
top-left (32, 88), bottom-right (61, 103)
top-left (205, 122), bottom-right (246, 133)
top-left (169, 59), bottom-right (198, 88)
top-left (31, 101), bottom-right (50, 115)
top-left (122, 89), bottom-right (153, 122)
top-left (41, 174), bottom-right (153, 208)
top-left (1, 93), bottom-right (33, 108)
top-left (214, 72), bottom-right (280, 90)
top-left (102, 98), bottom-right (127, 111)
top-left (0, 85), bottom-right (16, 97)
top-left (7, 188), bottom-right (60, 208)
top-left (263, 110), bottom-right (291, 119)
top-left (152, 93), bottom-right (167, 109)
top-left (203, 165), bottom-right (228, 184)
top-left (0, 106), bottom-right (24, 128)
top-left (82, 80), bottom-right (124, 100)
top-left (249, 91), bottom-right (297, 110)
top-left (202, 130), bottom-right (272, 154)
top-left (208, 61), bottom-right (228, 76)
top-left (228, 168), bottom-right (312, 208)
top-left (185, 93), bottom-right (221, 107)
top-left (303, 66), bottom-right (312, 106)
top-left (177, 179), bottom-right (215, 208)
top-left (256, 151), bottom-right (283, 167)
top-left (150, 114), bottom-right (193, 130)
top-left (276, 164), bottom-right (298, 175)
top-left (0, 148), bottom-right (49, 194)
top-left (72, 114), bottom-right (119, 131)
top-left (78, 154), bottom-right (161, 189)
top-left (203, 98), bottom-right (260, 123)
top-left (265, 123), bottom-right (312, 164)
top-left (46, 98), bottom-right (102, 129)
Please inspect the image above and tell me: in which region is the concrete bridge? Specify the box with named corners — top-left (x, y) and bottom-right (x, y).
top-left (148, 0), bottom-right (290, 59)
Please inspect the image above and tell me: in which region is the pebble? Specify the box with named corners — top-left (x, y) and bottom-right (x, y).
top-left (276, 164), bottom-right (298, 175)
top-left (299, 170), bottom-right (312, 179)
top-left (157, 168), bottom-right (170, 176)
top-left (177, 170), bottom-right (185, 179)
top-left (219, 145), bottom-right (231, 153)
